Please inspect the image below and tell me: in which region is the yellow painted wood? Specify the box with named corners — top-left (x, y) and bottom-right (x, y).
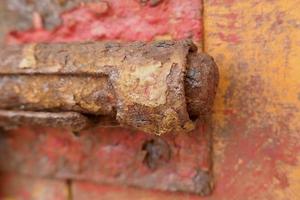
top-left (204, 0), bottom-right (300, 199)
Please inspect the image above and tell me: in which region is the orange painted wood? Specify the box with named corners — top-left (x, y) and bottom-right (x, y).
top-left (204, 0), bottom-right (300, 199)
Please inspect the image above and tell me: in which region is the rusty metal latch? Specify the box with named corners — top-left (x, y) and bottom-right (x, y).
top-left (0, 40), bottom-right (219, 135)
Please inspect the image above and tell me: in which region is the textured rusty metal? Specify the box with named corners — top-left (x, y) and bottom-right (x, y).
top-left (0, 110), bottom-right (90, 132)
top-left (0, 40), bottom-right (218, 135)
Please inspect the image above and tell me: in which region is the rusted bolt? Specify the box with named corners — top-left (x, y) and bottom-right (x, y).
top-left (142, 138), bottom-right (171, 170)
top-left (0, 40), bottom-right (219, 135)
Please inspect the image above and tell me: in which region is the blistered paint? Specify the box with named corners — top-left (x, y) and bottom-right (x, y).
top-left (6, 0), bottom-right (202, 44)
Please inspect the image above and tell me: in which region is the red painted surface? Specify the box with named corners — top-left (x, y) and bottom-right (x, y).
top-left (0, 125), bottom-right (211, 194)
top-left (7, 0), bottom-right (202, 44)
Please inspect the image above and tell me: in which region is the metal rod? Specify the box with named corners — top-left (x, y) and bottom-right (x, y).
top-left (0, 40), bottom-right (219, 135)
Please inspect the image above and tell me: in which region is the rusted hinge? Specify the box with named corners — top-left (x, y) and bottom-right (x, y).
top-left (0, 40), bottom-right (218, 135)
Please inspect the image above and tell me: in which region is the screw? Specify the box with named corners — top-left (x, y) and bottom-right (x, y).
top-left (142, 137), bottom-right (171, 170)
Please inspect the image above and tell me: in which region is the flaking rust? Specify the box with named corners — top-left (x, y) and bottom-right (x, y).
top-left (0, 40), bottom-right (219, 135)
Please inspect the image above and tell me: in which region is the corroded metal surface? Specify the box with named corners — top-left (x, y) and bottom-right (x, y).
top-left (0, 111), bottom-right (90, 132)
top-left (0, 40), bottom-right (218, 135)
